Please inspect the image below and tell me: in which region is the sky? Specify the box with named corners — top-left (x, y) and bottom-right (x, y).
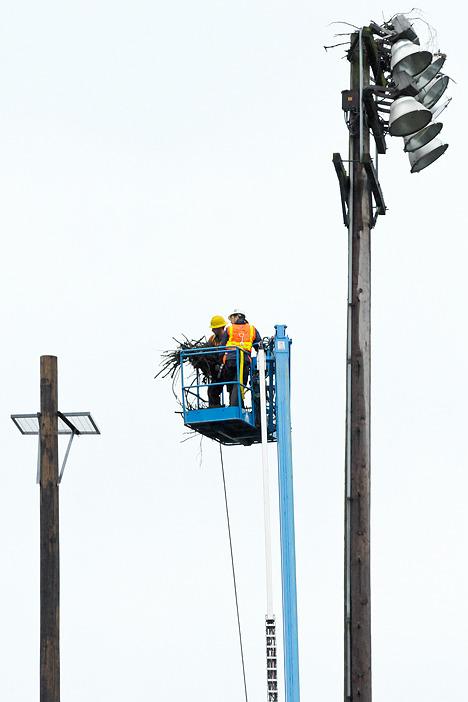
top-left (0, 2), bottom-right (466, 700)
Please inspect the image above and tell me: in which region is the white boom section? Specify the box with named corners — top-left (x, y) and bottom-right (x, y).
top-left (258, 348), bottom-right (278, 701)
top-left (257, 347), bottom-right (274, 617)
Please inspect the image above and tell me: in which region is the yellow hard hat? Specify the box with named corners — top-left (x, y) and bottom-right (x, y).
top-left (210, 315), bottom-right (227, 329)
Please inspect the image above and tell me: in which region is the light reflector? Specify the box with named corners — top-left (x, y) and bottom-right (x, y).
top-left (391, 39), bottom-right (432, 76)
top-left (404, 122), bottom-right (443, 152)
top-left (413, 55), bottom-right (446, 90)
top-left (417, 75), bottom-right (449, 110)
top-left (409, 139), bottom-right (448, 173)
top-left (389, 96), bottom-right (432, 137)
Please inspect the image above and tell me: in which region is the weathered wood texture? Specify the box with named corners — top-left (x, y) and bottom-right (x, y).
top-left (40, 356), bottom-right (60, 702)
top-left (344, 37), bottom-right (372, 702)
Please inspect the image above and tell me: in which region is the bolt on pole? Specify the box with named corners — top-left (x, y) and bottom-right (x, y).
top-left (40, 355), bottom-right (60, 702)
top-left (344, 32), bottom-right (372, 702)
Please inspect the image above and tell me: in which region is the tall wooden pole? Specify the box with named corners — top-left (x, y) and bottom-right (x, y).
top-left (40, 355), bottom-right (60, 702)
top-left (344, 33), bottom-right (372, 702)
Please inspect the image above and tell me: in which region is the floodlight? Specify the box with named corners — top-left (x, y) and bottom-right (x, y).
top-left (391, 39), bottom-right (432, 76)
top-left (408, 138), bottom-right (448, 173)
top-left (413, 56), bottom-right (446, 90)
top-left (389, 96), bottom-right (432, 137)
top-left (432, 97), bottom-right (451, 119)
top-left (403, 122), bottom-right (443, 152)
top-left (416, 74), bottom-right (449, 110)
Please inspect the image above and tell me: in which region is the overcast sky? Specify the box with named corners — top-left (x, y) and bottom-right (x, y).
top-left (0, 2), bottom-right (466, 701)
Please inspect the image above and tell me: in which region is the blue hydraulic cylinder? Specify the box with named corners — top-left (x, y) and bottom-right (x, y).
top-left (274, 324), bottom-right (300, 702)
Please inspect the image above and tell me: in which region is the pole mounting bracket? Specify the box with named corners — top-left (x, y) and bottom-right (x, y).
top-left (58, 430), bottom-right (77, 484)
top-left (332, 153), bottom-right (350, 228)
top-left (362, 153), bottom-right (386, 225)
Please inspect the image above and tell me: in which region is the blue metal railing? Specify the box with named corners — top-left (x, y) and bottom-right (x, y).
top-left (180, 345), bottom-right (253, 413)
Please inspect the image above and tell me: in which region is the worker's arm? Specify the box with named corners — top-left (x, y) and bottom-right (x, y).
top-left (252, 328), bottom-right (262, 350)
top-left (219, 330), bottom-right (229, 346)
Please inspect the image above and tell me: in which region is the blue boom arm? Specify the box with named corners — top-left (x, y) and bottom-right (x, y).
top-left (179, 326), bottom-right (300, 701)
top-left (275, 325), bottom-right (300, 702)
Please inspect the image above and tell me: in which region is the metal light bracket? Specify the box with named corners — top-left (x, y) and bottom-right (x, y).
top-left (362, 153), bottom-right (386, 221)
top-left (332, 153), bottom-right (350, 227)
top-left (58, 430), bottom-right (77, 484)
top-left (11, 410), bottom-right (99, 484)
top-left (362, 87), bottom-right (388, 153)
top-left (333, 151), bottom-right (386, 229)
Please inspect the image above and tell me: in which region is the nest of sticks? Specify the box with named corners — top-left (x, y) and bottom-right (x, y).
top-left (155, 334), bottom-right (275, 411)
top-left (154, 336), bottom-right (220, 405)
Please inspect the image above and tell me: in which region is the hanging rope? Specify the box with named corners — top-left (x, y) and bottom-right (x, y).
top-left (219, 444), bottom-right (249, 702)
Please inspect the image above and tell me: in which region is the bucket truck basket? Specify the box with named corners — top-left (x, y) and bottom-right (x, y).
top-left (180, 345), bottom-right (276, 446)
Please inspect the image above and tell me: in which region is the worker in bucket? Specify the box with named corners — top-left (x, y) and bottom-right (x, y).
top-left (207, 315), bottom-right (227, 407)
top-left (220, 309), bottom-right (262, 407)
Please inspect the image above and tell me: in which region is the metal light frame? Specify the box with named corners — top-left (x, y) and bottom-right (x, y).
top-left (11, 411), bottom-right (100, 483)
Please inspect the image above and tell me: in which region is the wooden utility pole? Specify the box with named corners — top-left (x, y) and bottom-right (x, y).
top-left (40, 355), bottom-right (60, 702)
top-left (344, 33), bottom-right (372, 702)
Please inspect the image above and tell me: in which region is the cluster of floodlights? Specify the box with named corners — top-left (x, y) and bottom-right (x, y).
top-left (385, 14), bottom-right (451, 172)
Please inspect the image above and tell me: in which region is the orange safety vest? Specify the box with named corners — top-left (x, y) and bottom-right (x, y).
top-left (224, 323), bottom-right (256, 400)
top-left (226, 323), bottom-right (256, 355)
top-left (223, 324), bottom-right (256, 365)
